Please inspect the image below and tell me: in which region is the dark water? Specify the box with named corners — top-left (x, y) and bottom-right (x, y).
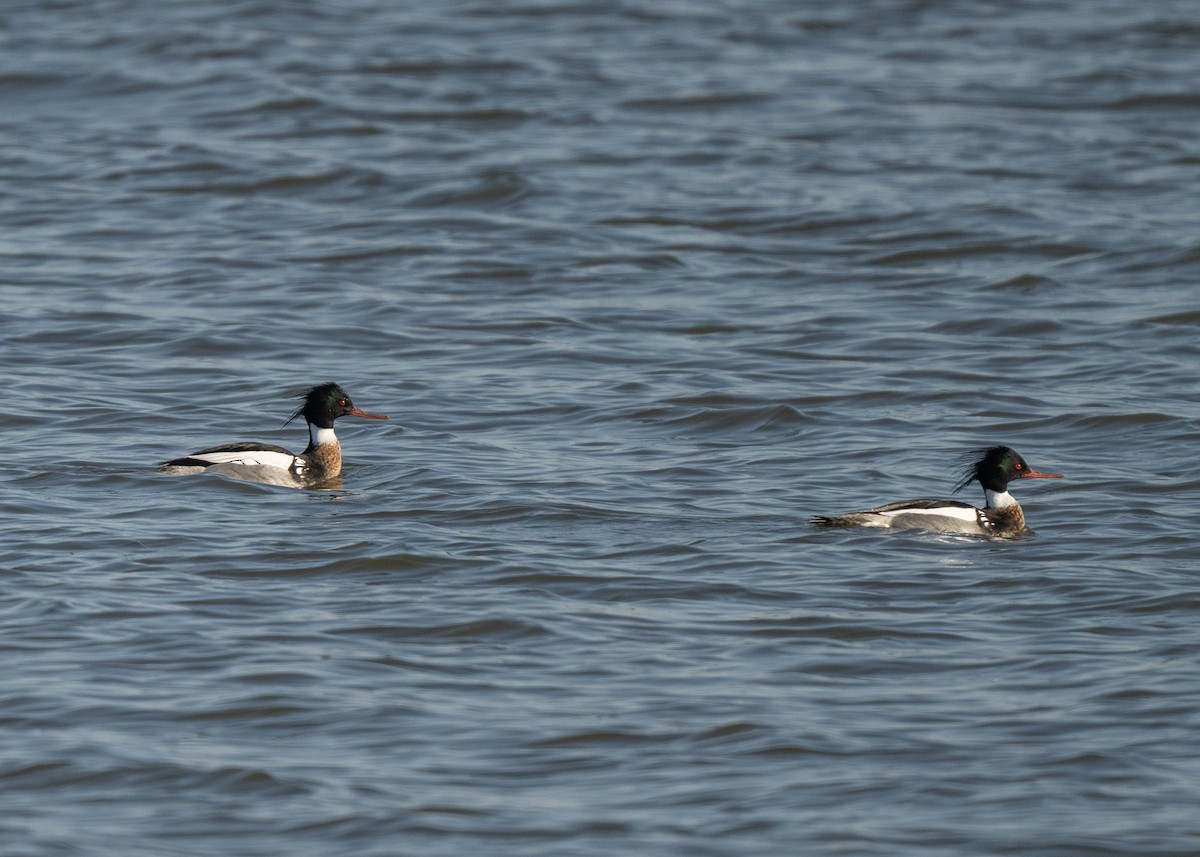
top-left (4, 1), bottom-right (1200, 854)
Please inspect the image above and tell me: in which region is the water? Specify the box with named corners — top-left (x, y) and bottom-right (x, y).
top-left (3, 1), bottom-right (1200, 855)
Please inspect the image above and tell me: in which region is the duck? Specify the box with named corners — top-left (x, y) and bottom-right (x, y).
top-left (811, 445), bottom-right (1063, 536)
top-left (158, 382), bottom-right (388, 488)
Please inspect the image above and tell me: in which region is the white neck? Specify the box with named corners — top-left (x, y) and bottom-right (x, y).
top-left (985, 489), bottom-right (1016, 509)
top-left (309, 424), bottom-right (338, 447)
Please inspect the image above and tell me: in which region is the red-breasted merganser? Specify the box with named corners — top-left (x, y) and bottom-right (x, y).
top-left (811, 445), bottom-right (1063, 537)
top-left (158, 382), bottom-right (388, 488)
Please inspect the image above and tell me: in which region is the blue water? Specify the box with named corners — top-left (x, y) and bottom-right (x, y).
top-left (3, 2), bottom-right (1200, 855)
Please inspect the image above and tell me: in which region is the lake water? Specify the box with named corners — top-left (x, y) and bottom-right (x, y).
top-left (3, 2), bottom-right (1200, 855)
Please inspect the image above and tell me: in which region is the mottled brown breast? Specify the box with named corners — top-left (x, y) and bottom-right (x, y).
top-left (305, 442), bottom-right (342, 484)
top-left (980, 504), bottom-right (1025, 536)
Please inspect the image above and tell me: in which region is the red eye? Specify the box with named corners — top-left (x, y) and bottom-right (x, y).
top-left (1014, 462), bottom-right (1022, 470)
top-left (338, 399), bottom-right (347, 406)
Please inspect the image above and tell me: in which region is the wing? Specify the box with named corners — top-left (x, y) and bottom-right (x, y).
top-left (869, 498), bottom-right (979, 522)
top-left (162, 442), bottom-right (299, 471)
top-left (812, 497), bottom-right (983, 530)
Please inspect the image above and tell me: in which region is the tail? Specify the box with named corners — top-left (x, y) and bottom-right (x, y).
top-left (811, 513), bottom-right (870, 529)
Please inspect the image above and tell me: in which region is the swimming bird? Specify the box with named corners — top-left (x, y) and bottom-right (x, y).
top-left (811, 445), bottom-right (1063, 536)
top-left (158, 382), bottom-right (388, 488)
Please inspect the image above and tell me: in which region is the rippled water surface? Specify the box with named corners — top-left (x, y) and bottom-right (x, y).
top-left (4, 1), bottom-right (1200, 855)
